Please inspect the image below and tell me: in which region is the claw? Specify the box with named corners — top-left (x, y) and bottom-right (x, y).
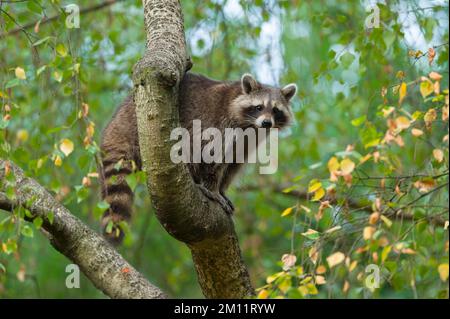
top-left (198, 184), bottom-right (234, 215)
top-left (220, 193), bottom-right (235, 213)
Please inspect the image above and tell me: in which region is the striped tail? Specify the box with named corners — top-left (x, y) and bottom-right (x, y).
top-left (99, 154), bottom-right (136, 245)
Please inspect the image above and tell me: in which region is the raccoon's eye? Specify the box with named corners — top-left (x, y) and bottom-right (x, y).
top-left (273, 107), bottom-right (280, 114)
top-left (254, 105), bottom-right (263, 111)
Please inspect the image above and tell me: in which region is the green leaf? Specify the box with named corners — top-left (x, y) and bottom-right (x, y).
top-left (351, 115), bottom-right (366, 127)
top-left (27, 1), bottom-right (42, 14)
top-left (340, 52), bottom-right (355, 68)
top-left (21, 225), bottom-right (34, 238)
top-left (105, 220), bottom-right (114, 234)
top-left (282, 186), bottom-right (297, 193)
top-left (33, 36), bottom-right (52, 47)
top-left (33, 216), bottom-right (43, 229)
top-left (301, 229), bottom-right (321, 240)
top-left (0, 118), bottom-right (10, 129)
top-left (47, 212), bottom-right (54, 225)
top-left (125, 173), bottom-right (138, 192)
top-left (381, 245), bottom-right (392, 262)
top-left (5, 78), bottom-right (20, 89)
top-left (36, 65), bottom-right (47, 76)
top-left (56, 43), bottom-right (68, 57)
top-left (74, 185), bottom-right (89, 203)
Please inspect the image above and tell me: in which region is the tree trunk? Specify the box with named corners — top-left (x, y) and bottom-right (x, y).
top-left (132, 0), bottom-right (253, 298)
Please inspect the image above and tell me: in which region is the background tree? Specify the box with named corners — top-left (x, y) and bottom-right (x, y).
top-left (0, 0), bottom-right (448, 298)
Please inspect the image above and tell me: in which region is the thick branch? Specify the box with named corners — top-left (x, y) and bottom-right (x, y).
top-left (132, 0), bottom-right (253, 298)
top-left (0, 159), bottom-right (166, 299)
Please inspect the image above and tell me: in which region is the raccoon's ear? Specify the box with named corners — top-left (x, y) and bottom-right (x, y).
top-left (281, 83), bottom-right (297, 101)
top-left (241, 74), bottom-right (258, 94)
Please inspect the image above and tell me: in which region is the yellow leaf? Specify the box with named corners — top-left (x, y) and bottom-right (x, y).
top-left (15, 67), bottom-right (26, 80)
top-left (326, 252), bottom-right (345, 268)
top-left (257, 289), bottom-right (269, 299)
top-left (298, 285), bottom-right (309, 296)
top-left (308, 179), bottom-right (322, 193)
top-left (380, 215), bottom-right (393, 228)
top-left (420, 80), bottom-right (434, 98)
top-left (325, 226), bottom-right (341, 234)
top-left (281, 206), bottom-right (294, 217)
top-left (359, 153), bottom-right (372, 164)
top-left (278, 277), bottom-right (291, 294)
top-left (306, 283), bottom-right (318, 295)
top-left (438, 264), bottom-right (449, 282)
top-left (309, 246), bottom-right (319, 264)
top-left (382, 106), bottom-right (395, 118)
top-left (53, 71), bottom-right (63, 82)
top-left (399, 82), bottom-right (407, 104)
top-left (363, 226), bottom-right (376, 240)
top-left (414, 179), bottom-right (436, 193)
top-left (348, 260), bottom-right (358, 272)
top-left (401, 248), bottom-right (416, 255)
top-left (428, 48), bottom-right (436, 64)
top-left (312, 187), bottom-right (325, 201)
top-left (301, 228), bottom-right (320, 240)
top-left (315, 275), bottom-right (326, 285)
top-left (86, 121), bottom-right (95, 137)
top-left (281, 254), bottom-right (297, 271)
top-left (59, 138), bottom-right (74, 156)
top-left (300, 205), bottom-right (311, 213)
top-left (316, 265), bottom-right (326, 274)
top-left (327, 156), bottom-right (340, 173)
top-left (54, 155), bottom-right (62, 167)
top-left (364, 138), bottom-right (380, 148)
top-left (433, 149), bottom-right (444, 163)
top-left (16, 129), bottom-right (29, 143)
top-left (37, 158), bottom-right (45, 169)
top-left (424, 108), bottom-right (437, 129)
top-left (56, 43), bottom-right (68, 57)
top-left (368, 212), bottom-right (380, 225)
top-left (381, 245), bottom-right (392, 262)
top-left (266, 272), bottom-right (284, 284)
top-left (445, 221), bottom-right (449, 230)
top-left (342, 280), bottom-right (350, 293)
top-left (443, 105), bottom-right (449, 121)
top-left (340, 158), bottom-right (355, 175)
top-left (411, 128), bottom-right (423, 137)
top-left (395, 116), bottom-right (410, 130)
top-left (429, 71), bottom-right (442, 81)
top-left (396, 71), bottom-right (405, 79)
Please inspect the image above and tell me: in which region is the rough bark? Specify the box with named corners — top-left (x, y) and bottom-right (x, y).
top-left (132, 0), bottom-right (253, 298)
top-left (0, 159), bottom-right (166, 299)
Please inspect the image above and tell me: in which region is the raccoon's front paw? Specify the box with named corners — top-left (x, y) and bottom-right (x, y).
top-left (219, 196), bottom-right (234, 215)
top-left (220, 192), bottom-right (235, 213)
top-left (198, 184), bottom-right (234, 215)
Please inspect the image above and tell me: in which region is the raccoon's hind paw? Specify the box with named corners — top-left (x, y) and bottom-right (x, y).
top-left (198, 184), bottom-right (234, 215)
top-left (101, 212), bottom-right (126, 246)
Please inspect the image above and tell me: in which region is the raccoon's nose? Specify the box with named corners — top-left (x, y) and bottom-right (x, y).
top-left (261, 119), bottom-right (272, 128)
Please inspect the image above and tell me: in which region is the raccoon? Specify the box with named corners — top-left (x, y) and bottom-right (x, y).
top-left (99, 72), bottom-right (296, 244)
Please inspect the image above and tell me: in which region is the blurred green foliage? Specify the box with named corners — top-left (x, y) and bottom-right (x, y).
top-left (0, 0), bottom-right (448, 298)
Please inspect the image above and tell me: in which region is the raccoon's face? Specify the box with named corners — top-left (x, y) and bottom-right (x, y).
top-left (231, 74), bottom-right (297, 130)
